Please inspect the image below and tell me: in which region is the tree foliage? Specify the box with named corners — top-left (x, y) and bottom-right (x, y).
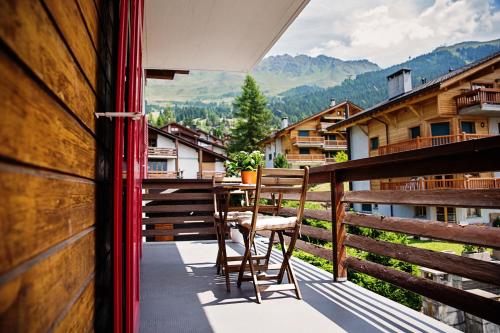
top-left (229, 75), bottom-right (273, 153)
top-left (273, 153), bottom-right (289, 168)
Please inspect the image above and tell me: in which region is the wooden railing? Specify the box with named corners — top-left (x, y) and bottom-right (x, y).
top-left (147, 171), bottom-right (178, 179)
top-left (380, 177), bottom-right (500, 190)
top-left (325, 157), bottom-right (336, 163)
top-left (148, 146), bottom-right (177, 157)
top-left (197, 171), bottom-right (226, 179)
top-left (263, 136), bottom-right (500, 325)
top-left (378, 134), bottom-right (493, 155)
top-left (455, 88), bottom-right (500, 110)
top-left (291, 136), bottom-right (325, 145)
top-left (286, 154), bottom-right (326, 162)
top-left (324, 140), bottom-right (347, 149)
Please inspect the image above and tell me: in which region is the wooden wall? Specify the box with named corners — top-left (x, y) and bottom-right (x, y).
top-left (0, 0), bottom-right (117, 331)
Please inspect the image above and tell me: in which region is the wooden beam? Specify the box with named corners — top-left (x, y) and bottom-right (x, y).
top-left (142, 192), bottom-right (213, 201)
top-left (142, 215), bottom-right (213, 225)
top-left (406, 105), bottom-right (423, 120)
top-left (344, 213), bottom-right (500, 250)
top-left (346, 256), bottom-right (500, 325)
top-left (332, 172), bottom-right (347, 281)
top-left (143, 227), bottom-right (214, 237)
top-left (345, 234), bottom-right (500, 286)
top-left (343, 189), bottom-right (500, 208)
top-left (142, 204), bottom-right (214, 213)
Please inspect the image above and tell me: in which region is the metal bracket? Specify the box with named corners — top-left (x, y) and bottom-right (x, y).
top-left (95, 112), bottom-right (142, 120)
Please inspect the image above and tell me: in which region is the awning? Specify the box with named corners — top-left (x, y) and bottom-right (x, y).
top-left (143, 0), bottom-right (309, 72)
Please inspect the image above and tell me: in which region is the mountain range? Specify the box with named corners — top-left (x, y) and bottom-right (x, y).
top-left (145, 38), bottom-right (500, 127)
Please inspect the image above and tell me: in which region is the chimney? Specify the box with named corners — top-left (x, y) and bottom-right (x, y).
top-left (281, 117), bottom-right (289, 129)
top-left (330, 98), bottom-right (336, 107)
top-left (421, 77), bottom-right (427, 84)
top-left (386, 68), bottom-right (412, 99)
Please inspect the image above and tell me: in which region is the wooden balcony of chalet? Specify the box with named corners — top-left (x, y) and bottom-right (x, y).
top-left (380, 177), bottom-right (500, 191)
top-left (286, 153), bottom-right (326, 163)
top-left (378, 133), bottom-right (493, 155)
top-left (140, 136), bottom-right (500, 332)
top-left (455, 88), bottom-right (500, 116)
top-left (147, 171), bottom-right (178, 179)
top-left (324, 139), bottom-right (347, 150)
top-left (291, 136), bottom-right (325, 147)
top-left (148, 146), bottom-right (177, 158)
top-left (197, 171), bottom-right (226, 179)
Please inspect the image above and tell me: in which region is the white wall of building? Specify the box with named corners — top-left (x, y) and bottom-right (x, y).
top-left (215, 161), bottom-right (225, 172)
top-left (350, 126), bottom-right (371, 211)
top-left (178, 144), bottom-right (199, 178)
top-left (213, 146), bottom-right (226, 156)
top-left (157, 135), bottom-right (176, 148)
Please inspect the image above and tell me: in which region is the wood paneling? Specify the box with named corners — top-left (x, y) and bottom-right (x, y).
top-left (53, 279), bottom-right (95, 333)
top-left (0, 163), bottom-right (95, 275)
top-left (0, 50), bottom-right (97, 178)
top-left (43, 0), bottom-right (100, 91)
top-left (0, 229), bottom-right (96, 332)
top-left (0, 0), bottom-right (97, 132)
top-left (76, 0), bottom-right (100, 53)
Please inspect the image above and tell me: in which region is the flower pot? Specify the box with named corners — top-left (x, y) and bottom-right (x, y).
top-left (241, 171), bottom-right (257, 184)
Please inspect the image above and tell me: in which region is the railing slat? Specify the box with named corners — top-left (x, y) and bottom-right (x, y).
top-left (343, 189), bottom-right (500, 208)
top-left (142, 193), bottom-right (213, 200)
top-left (345, 234), bottom-right (500, 286)
top-left (344, 213), bottom-right (500, 249)
top-left (143, 227), bottom-right (215, 237)
top-left (142, 216), bottom-right (214, 224)
top-left (345, 256), bottom-right (500, 325)
top-left (142, 204), bottom-right (214, 213)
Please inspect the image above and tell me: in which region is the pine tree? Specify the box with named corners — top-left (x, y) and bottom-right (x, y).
top-left (229, 75), bottom-right (273, 153)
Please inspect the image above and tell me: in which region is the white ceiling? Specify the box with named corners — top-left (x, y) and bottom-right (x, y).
top-left (143, 0), bottom-right (309, 73)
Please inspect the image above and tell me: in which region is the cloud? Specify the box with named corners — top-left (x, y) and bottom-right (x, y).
top-left (268, 0), bottom-right (500, 67)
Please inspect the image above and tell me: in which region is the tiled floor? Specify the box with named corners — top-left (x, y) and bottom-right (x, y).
top-left (140, 239), bottom-right (458, 333)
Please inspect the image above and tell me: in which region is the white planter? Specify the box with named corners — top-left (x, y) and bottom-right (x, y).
top-left (230, 228), bottom-right (244, 245)
top-left (492, 249), bottom-right (500, 261)
top-left (461, 251), bottom-right (491, 261)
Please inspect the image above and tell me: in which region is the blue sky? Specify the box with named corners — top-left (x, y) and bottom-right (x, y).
top-left (268, 0), bottom-right (500, 67)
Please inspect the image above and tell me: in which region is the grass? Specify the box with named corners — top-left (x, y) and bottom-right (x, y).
top-left (407, 239), bottom-right (465, 254)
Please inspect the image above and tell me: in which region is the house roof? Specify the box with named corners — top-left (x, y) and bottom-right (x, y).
top-left (148, 125), bottom-right (229, 161)
top-left (259, 100), bottom-right (363, 145)
top-left (327, 51), bottom-right (500, 132)
top-left (161, 122), bottom-right (227, 149)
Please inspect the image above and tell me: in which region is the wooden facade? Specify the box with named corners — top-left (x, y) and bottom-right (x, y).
top-left (0, 0), bottom-right (117, 331)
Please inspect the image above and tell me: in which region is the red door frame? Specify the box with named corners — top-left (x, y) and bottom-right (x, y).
top-left (114, 0), bottom-right (144, 332)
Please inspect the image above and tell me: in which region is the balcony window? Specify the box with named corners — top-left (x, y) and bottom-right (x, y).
top-left (409, 126), bottom-right (420, 139)
top-left (298, 130), bottom-right (309, 137)
top-left (466, 208), bottom-right (481, 218)
top-left (299, 148), bottom-right (310, 155)
top-left (461, 121), bottom-right (476, 134)
top-left (148, 161), bottom-right (168, 171)
top-left (370, 137), bottom-right (379, 150)
top-left (327, 134), bottom-right (337, 140)
top-left (361, 204), bottom-right (372, 212)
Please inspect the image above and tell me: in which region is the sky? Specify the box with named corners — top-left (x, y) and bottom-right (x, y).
top-left (267, 0), bottom-right (500, 67)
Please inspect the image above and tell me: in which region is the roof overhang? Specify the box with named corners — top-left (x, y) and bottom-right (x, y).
top-left (143, 0), bottom-right (309, 72)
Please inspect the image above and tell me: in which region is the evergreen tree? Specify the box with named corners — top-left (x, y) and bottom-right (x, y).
top-left (229, 75), bottom-right (273, 153)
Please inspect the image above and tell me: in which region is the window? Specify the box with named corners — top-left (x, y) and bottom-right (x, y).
top-left (414, 206), bottom-right (427, 218)
top-left (148, 161), bottom-right (168, 172)
top-left (436, 207), bottom-right (456, 223)
top-left (328, 134), bottom-right (337, 140)
top-left (461, 121), bottom-right (476, 134)
top-left (471, 82), bottom-right (493, 89)
top-left (268, 153), bottom-right (272, 161)
top-left (466, 208), bottom-right (481, 218)
top-left (361, 204), bottom-right (372, 212)
top-left (409, 126), bottom-right (421, 139)
top-left (298, 130), bottom-right (309, 137)
top-left (370, 137), bottom-right (379, 150)
top-left (299, 148), bottom-right (310, 155)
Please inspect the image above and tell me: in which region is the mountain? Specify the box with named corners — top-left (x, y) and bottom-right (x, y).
top-left (271, 39), bottom-right (500, 122)
top-left (145, 55), bottom-right (380, 102)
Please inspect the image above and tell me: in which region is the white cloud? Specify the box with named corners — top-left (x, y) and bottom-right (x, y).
top-left (267, 0), bottom-right (500, 67)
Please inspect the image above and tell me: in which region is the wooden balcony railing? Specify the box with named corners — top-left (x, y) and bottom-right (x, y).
top-left (378, 134), bottom-right (493, 155)
top-left (455, 88), bottom-right (500, 110)
top-left (324, 140), bottom-right (347, 149)
top-left (291, 136), bottom-right (325, 145)
top-left (380, 177), bottom-right (500, 190)
top-left (263, 136), bottom-right (500, 325)
top-left (148, 147), bottom-right (177, 157)
top-left (147, 171), bottom-right (178, 179)
top-left (286, 154), bottom-right (326, 162)
top-left (197, 171), bottom-right (226, 179)
top-left (325, 157), bottom-right (336, 163)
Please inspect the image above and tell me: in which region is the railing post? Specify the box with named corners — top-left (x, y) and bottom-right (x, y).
top-left (331, 171), bottom-right (347, 282)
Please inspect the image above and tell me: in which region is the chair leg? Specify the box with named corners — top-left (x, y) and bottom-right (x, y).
top-left (264, 231), bottom-right (275, 266)
top-left (219, 222), bottom-right (231, 292)
top-left (246, 233), bottom-right (262, 303)
top-left (277, 231), bottom-right (292, 284)
top-left (278, 229), bottom-right (302, 300)
top-left (237, 231), bottom-right (251, 287)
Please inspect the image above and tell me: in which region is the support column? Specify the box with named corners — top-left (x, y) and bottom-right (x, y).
top-left (331, 171), bottom-right (347, 282)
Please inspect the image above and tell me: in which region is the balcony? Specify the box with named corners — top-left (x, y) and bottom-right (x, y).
top-left (291, 136), bottom-right (325, 147)
top-left (147, 170), bottom-right (178, 179)
top-left (148, 146), bottom-right (177, 158)
top-left (380, 177), bottom-right (500, 191)
top-left (324, 139), bottom-right (347, 150)
top-left (197, 171), bottom-right (226, 179)
top-left (287, 154), bottom-right (326, 164)
top-left (378, 134), bottom-right (493, 155)
top-left (455, 88), bottom-right (500, 116)
top-left (140, 137), bottom-right (500, 332)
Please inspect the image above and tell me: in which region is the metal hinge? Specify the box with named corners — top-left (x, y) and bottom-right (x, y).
top-left (95, 112), bottom-right (142, 120)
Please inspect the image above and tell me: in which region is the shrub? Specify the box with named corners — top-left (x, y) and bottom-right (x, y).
top-left (273, 153), bottom-right (289, 168)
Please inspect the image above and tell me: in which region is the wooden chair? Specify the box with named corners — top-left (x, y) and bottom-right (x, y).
top-left (235, 166), bottom-right (309, 303)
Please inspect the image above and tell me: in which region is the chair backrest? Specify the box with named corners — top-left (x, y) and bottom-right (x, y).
top-left (249, 166), bottom-right (309, 232)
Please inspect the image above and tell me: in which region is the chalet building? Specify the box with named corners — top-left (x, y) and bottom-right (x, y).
top-left (260, 101), bottom-right (363, 168)
top-left (327, 52), bottom-right (500, 225)
top-left (148, 125), bottom-right (227, 179)
top-left (160, 122), bottom-right (227, 156)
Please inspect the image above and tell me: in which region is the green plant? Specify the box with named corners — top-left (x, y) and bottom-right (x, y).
top-left (334, 150), bottom-right (348, 163)
top-left (273, 153), bottom-right (289, 168)
top-left (462, 244), bottom-right (486, 253)
top-left (225, 151), bottom-right (264, 175)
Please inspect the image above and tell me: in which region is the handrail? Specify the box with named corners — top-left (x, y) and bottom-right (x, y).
top-left (291, 136), bottom-right (325, 144)
top-left (324, 139), bottom-right (347, 147)
top-left (455, 88), bottom-right (500, 110)
top-left (378, 133), bottom-right (493, 156)
top-left (148, 146), bottom-right (177, 156)
top-left (286, 154), bottom-right (326, 161)
top-left (380, 177), bottom-right (500, 190)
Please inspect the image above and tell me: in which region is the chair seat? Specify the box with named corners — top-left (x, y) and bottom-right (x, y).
top-left (214, 211), bottom-right (256, 221)
top-left (238, 215), bottom-right (297, 231)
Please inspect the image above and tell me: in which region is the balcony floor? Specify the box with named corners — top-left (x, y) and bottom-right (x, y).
top-left (140, 240), bottom-right (458, 333)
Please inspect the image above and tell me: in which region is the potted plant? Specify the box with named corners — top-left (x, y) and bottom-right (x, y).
top-left (461, 244), bottom-right (490, 261)
top-left (225, 151), bottom-right (263, 184)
